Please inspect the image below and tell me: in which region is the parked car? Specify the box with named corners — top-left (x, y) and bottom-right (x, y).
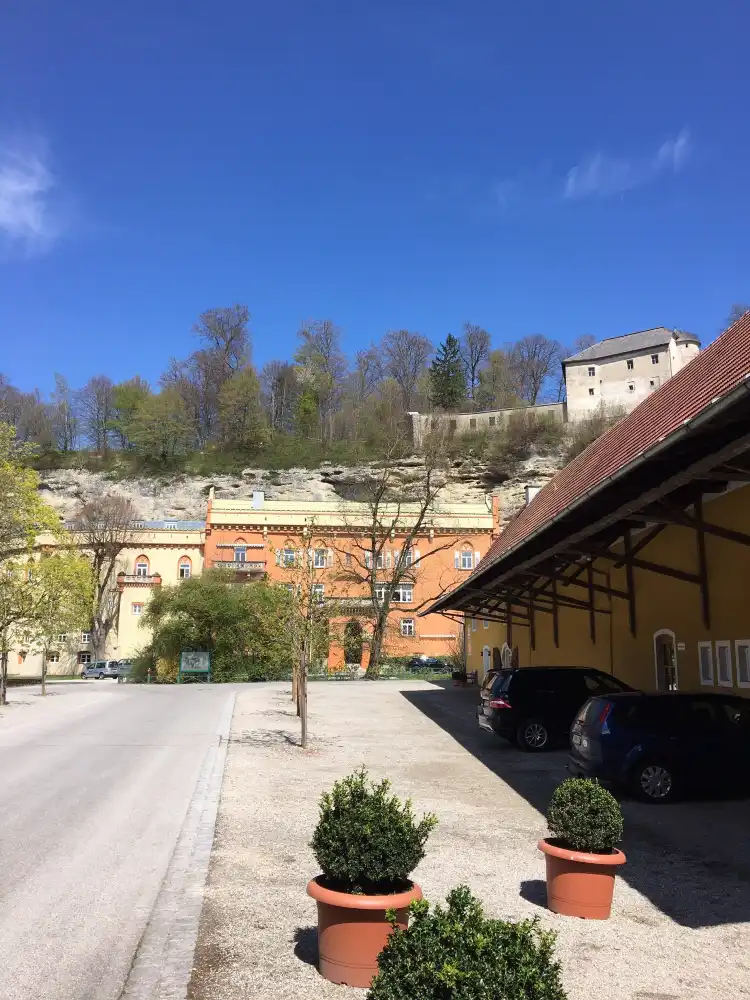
top-left (478, 666), bottom-right (633, 751)
top-left (569, 691), bottom-right (750, 803)
top-left (407, 656), bottom-right (449, 673)
top-left (116, 660), bottom-right (133, 682)
top-left (81, 660), bottom-right (119, 679)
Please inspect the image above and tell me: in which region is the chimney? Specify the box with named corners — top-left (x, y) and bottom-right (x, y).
top-left (252, 491), bottom-right (265, 509)
top-left (524, 485), bottom-right (541, 505)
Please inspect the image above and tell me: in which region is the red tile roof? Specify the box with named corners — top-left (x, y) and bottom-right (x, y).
top-left (475, 311), bottom-right (750, 577)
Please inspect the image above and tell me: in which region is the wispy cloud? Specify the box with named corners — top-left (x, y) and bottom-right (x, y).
top-left (564, 128), bottom-right (691, 200)
top-left (0, 136), bottom-right (61, 256)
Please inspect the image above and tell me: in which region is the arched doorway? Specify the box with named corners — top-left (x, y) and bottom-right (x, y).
top-left (653, 630), bottom-right (678, 691)
top-left (482, 645), bottom-right (491, 676)
top-left (344, 620), bottom-right (364, 666)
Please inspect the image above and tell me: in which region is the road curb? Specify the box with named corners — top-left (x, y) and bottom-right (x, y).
top-left (119, 691), bottom-right (236, 1000)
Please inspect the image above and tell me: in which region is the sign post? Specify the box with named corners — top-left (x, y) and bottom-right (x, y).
top-left (179, 651), bottom-right (211, 683)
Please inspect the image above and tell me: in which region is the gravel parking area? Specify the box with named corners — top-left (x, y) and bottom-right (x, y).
top-left (188, 681), bottom-right (750, 1000)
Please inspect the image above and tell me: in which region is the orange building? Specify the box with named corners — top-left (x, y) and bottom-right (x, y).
top-left (204, 489), bottom-right (497, 669)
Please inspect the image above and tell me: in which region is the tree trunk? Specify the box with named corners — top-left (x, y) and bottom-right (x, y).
top-left (0, 645), bottom-right (8, 706)
top-left (291, 661), bottom-right (298, 704)
top-left (365, 618), bottom-right (387, 680)
top-left (300, 646), bottom-right (308, 750)
top-left (41, 649), bottom-right (47, 697)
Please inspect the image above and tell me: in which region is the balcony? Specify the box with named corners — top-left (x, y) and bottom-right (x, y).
top-left (117, 572), bottom-right (162, 589)
top-left (211, 559), bottom-right (266, 573)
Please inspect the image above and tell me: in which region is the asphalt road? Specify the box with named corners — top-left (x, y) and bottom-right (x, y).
top-left (0, 682), bottom-right (236, 1000)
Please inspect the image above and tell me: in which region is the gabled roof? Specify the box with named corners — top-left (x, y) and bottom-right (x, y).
top-left (564, 327), bottom-right (700, 365)
top-left (430, 311), bottom-right (750, 612)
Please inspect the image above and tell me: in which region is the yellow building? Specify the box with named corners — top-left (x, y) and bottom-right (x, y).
top-left (14, 520), bottom-right (204, 677)
top-left (430, 312), bottom-right (750, 698)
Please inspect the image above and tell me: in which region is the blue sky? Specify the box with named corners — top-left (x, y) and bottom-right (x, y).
top-left (1, 1), bottom-right (748, 394)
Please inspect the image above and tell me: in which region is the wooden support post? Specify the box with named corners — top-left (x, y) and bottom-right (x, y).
top-left (506, 599), bottom-right (513, 650)
top-left (624, 529), bottom-right (637, 637)
top-left (695, 496), bottom-right (711, 628)
top-left (587, 563), bottom-right (596, 644)
top-left (529, 595), bottom-right (536, 650)
top-left (551, 577), bottom-right (559, 647)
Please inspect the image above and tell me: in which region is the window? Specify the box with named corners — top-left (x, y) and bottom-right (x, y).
top-left (588, 388), bottom-right (595, 396)
top-left (628, 382), bottom-right (634, 392)
top-left (392, 583), bottom-right (413, 603)
top-left (483, 619), bottom-right (489, 629)
top-left (400, 619), bottom-right (415, 637)
top-left (58, 633), bottom-right (67, 644)
top-left (651, 354), bottom-right (659, 364)
top-left (79, 652), bottom-right (92, 664)
top-left (471, 617), bottom-right (477, 632)
top-left (626, 359), bottom-right (634, 370)
top-left (588, 366), bottom-right (595, 376)
top-left (314, 549), bottom-right (327, 569)
top-left (47, 652), bottom-right (60, 663)
top-left (135, 557), bottom-right (149, 578)
top-left (449, 420), bottom-right (457, 431)
top-left (404, 548), bottom-right (414, 567)
top-left (311, 583), bottom-right (324, 601)
top-left (81, 631), bottom-right (91, 643)
top-left (132, 602), bottom-right (144, 616)
top-left (715, 641), bottom-right (733, 687)
top-left (234, 546), bottom-right (246, 563)
top-left (649, 379), bottom-right (655, 387)
top-left (735, 641), bottom-right (750, 688)
top-left (488, 416), bottom-right (496, 427)
top-left (164, 521), bottom-right (177, 530)
top-left (282, 548), bottom-right (295, 567)
top-left (179, 558), bottom-right (191, 579)
top-left (376, 552), bottom-right (385, 569)
top-left (284, 583), bottom-right (295, 594)
top-left (374, 583), bottom-right (386, 601)
top-left (469, 418), bottom-right (477, 429)
top-left (345, 552), bottom-right (352, 567)
top-left (698, 642), bottom-right (714, 685)
top-left (460, 550), bottom-right (474, 570)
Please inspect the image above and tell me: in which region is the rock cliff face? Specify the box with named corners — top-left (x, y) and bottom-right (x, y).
top-left (37, 453), bottom-right (564, 530)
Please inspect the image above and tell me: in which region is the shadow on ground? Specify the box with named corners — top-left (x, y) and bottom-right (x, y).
top-left (294, 926), bottom-right (318, 967)
top-left (402, 683), bottom-right (750, 928)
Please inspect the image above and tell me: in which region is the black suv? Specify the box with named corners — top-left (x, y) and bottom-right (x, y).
top-left (478, 666), bottom-right (632, 751)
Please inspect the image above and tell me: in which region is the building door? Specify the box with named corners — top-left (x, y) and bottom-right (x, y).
top-left (482, 646), bottom-right (491, 675)
top-left (654, 630), bottom-right (678, 691)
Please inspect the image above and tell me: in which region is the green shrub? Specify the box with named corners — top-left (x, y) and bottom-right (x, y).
top-left (311, 768), bottom-right (437, 893)
top-left (546, 778), bottom-right (623, 853)
top-left (368, 886), bottom-right (567, 1000)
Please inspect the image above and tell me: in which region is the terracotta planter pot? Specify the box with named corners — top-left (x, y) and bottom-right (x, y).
top-left (306, 878), bottom-right (422, 988)
top-left (538, 839), bottom-right (626, 920)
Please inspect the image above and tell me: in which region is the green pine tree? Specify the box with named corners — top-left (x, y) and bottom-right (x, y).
top-left (429, 334), bottom-right (467, 409)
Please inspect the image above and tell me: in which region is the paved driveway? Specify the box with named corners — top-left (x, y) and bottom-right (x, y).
top-left (0, 682), bottom-right (235, 1000)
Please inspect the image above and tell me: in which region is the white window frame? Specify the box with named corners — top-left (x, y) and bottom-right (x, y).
top-left (79, 652), bottom-right (92, 665)
top-left (311, 583), bottom-right (325, 601)
top-left (132, 602), bottom-right (144, 616)
top-left (313, 549), bottom-right (327, 569)
top-left (135, 561), bottom-right (149, 578)
top-left (734, 640), bottom-right (750, 689)
top-left (47, 651), bottom-right (60, 663)
top-left (460, 549), bottom-right (474, 571)
top-left (179, 561), bottom-right (191, 579)
top-left (471, 617), bottom-right (477, 632)
top-left (81, 631), bottom-right (91, 643)
top-left (483, 619), bottom-right (489, 629)
top-left (587, 366), bottom-right (595, 377)
top-left (57, 633), bottom-right (67, 644)
top-left (698, 641), bottom-right (714, 686)
top-left (400, 618), bottom-right (415, 637)
top-left (393, 583), bottom-right (413, 603)
top-left (715, 640), bottom-right (733, 688)
top-left (374, 583), bottom-right (386, 601)
top-left (282, 548), bottom-right (295, 567)
top-left (234, 546), bottom-right (246, 563)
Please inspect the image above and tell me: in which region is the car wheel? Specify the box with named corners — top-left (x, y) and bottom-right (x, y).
top-left (517, 719), bottom-right (550, 752)
top-left (632, 761), bottom-right (677, 803)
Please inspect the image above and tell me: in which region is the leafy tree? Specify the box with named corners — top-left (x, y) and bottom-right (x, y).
top-left (295, 320), bottom-right (347, 444)
top-left (218, 368), bottom-right (267, 451)
top-left (109, 376), bottom-right (151, 449)
top-left (475, 349), bottom-right (523, 410)
top-left (129, 388), bottom-right (193, 462)
top-left (429, 334), bottom-right (467, 410)
top-left (141, 572), bottom-right (295, 680)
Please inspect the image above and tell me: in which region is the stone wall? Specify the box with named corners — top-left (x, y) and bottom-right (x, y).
top-left (407, 402), bottom-right (566, 448)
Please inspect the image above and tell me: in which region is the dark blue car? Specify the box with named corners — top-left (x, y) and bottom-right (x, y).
top-left (568, 691), bottom-right (750, 803)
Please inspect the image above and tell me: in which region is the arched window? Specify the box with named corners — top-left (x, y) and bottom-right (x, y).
top-left (178, 555), bottom-right (192, 579)
top-left (454, 541), bottom-right (480, 572)
top-left (234, 538), bottom-right (247, 564)
top-left (135, 555), bottom-right (150, 578)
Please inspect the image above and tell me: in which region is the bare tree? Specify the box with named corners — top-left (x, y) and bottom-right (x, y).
top-left (51, 374), bottom-right (78, 450)
top-left (725, 303), bottom-right (750, 330)
top-left (556, 334), bottom-right (597, 401)
top-left (334, 441), bottom-right (455, 678)
top-left (261, 360), bottom-right (298, 432)
top-left (193, 304), bottom-right (252, 373)
top-left (460, 323), bottom-right (491, 403)
top-left (77, 375), bottom-right (115, 451)
top-left (508, 334), bottom-right (563, 404)
top-left (71, 494), bottom-right (136, 658)
top-left (381, 330), bottom-right (433, 411)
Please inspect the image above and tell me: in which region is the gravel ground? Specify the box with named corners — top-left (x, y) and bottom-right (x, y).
top-left (188, 681), bottom-right (750, 1000)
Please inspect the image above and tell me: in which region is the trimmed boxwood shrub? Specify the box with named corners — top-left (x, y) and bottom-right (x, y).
top-left (310, 768), bottom-right (437, 894)
top-left (546, 778), bottom-right (623, 854)
top-left (368, 886), bottom-right (567, 1000)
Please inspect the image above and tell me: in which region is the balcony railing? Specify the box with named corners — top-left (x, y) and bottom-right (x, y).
top-left (211, 560), bottom-right (266, 572)
top-left (118, 573), bottom-right (162, 585)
